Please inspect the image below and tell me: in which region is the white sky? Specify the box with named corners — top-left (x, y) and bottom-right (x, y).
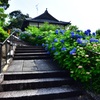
top-left (5, 0), bottom-right (100, 32)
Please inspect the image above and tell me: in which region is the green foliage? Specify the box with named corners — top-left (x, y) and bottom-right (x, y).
top-left (0, 27), bottom-right (9, 42)
top-left (0, 8), bottom-right (7, 26)
top-left (68, 25), bottom-right (79, 31)
top-left (0, 3), bottom-right (9, 42)
top-left (7, 10), bottom-right (29, 29)
top-left (0, 0), bottom-right (9, 10)
top-left (20, 22), bottom-right (59, 45)
top-left (96, 29), bottom-right (100, 36)
top-left (39, 22), bottom-right (59, 31)
top-left (19, 23), bottom-right (100, 94)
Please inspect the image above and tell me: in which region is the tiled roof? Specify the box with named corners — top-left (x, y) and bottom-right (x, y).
top-left (32, 9), bottom-right (59, 22)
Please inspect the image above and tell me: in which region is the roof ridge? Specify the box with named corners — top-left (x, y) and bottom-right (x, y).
top-left (32, 9), bottom-right (59, 22)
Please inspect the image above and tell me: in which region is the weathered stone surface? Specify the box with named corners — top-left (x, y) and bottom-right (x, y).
top-left (0, 73), bottom-right (4, 83)
top-left (0, 73), bottom-right (4, 91)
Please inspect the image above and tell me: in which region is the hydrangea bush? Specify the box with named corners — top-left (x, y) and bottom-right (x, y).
top-left (20, 23), bottom-right (100, 93)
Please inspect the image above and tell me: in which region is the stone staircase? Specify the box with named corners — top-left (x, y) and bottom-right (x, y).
top-left (0, 45), bottom-right (92, 100)
top-left (13, 45), bottom-right (51, 60)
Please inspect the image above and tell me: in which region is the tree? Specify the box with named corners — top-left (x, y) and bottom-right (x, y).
top-left (7, 10), bottom-right (29, 29)
top-left (9, 10), bottom-right (22, 19)
top-left (0, 0), bottom-right (9, 10)
top-left (0, 8), bottom-right (7, 26)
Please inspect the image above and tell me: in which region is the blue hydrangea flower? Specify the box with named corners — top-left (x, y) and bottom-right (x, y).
top-left (84, 29), bottom-right (91, 35)
top-left (87, 29), bottom-right (91, 33)
top-left (75, 34), bottom-right (82, 38)
top-left (61, 47), bottom-right (66, 51)
top-left (92, 32), bottom-right (96, 36)
top-left (54, 38), bottom-right (58, 42)
top-left (55, 29), bottom-right (59, 34)
top-left (71, 34), bottom-right (75, 38)
top-left (42, 43), bottom-right (45, 47)
top-left (84, 31), bottom-right (89, 35)
top-left (70, 32), bottom-right (74, 34)
top-left (70, 48), bottom-right (76, 55)
top-left (77, 38), bottom-right (82, 44)
top-left (90, 38), bottom-right (99, 42)
top-left (70, 32), bottom-right (75, 38)
top-left (47, 51), bottom-right (50, 54)
top-left (60, 29), bottom-right (65, 34)
top-left (60, 39), bottom-right (64, 43)
top-left (77, 35), bottom-right (83, 38)
top-left (51, 47), bottom-right (56, 51)
top-left (77, 30), bottom-right (80, 32)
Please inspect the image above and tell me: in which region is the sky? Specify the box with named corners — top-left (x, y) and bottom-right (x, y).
top-left (5, 0), bottom-right (100, 32)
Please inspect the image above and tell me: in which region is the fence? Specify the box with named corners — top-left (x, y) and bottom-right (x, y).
top-left (0, 32), bottom-right (16, 73)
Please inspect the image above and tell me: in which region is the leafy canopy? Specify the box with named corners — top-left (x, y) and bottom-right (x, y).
top-left (0, 0), bottom-right (9, 10)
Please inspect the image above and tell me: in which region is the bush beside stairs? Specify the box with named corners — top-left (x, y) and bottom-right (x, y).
top-left (0, 45), bottom-right (92, 100)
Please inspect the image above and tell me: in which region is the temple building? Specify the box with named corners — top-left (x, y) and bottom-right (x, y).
top-left (21, 9), bottom-right (71, 30)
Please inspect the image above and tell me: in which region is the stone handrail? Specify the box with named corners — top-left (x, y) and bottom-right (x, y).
top-left (0, 32), bottom-right (16, 73)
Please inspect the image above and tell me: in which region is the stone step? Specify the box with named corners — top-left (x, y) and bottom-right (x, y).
top-left (4, 71), bottom-right (70, 80)
top-left (15, 50), bottom-right (47, 53)
top-left (16, 46), bottom-right (43, 49)
top-left (13, 55), bottom-right (51, 60)
top-left (16, 47), bottom-right (44, 50)
top-left (54, 95), bottom-right (90, 100)
top-left (14, 52), bottom-right (49, 56)
top-left (2, 78), bottom-right (75, 91)
top-left (0, 87), bottom-right (84, 100)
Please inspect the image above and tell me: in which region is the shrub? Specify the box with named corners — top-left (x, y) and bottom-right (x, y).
top-left (20, 24), bottom-right (100, 94)
top-left (0, 27), bottom-right (9, 42)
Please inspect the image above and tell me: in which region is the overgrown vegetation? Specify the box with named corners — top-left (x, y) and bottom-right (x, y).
top-left (0, 8), bottom-right (9, 42)
top-left (19, 23), bottom-right (100, 94)
top-left (0, 27), bottom-right (9, 42)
